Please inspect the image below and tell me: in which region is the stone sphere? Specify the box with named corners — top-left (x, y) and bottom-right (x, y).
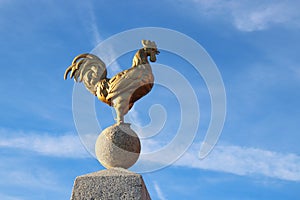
top-left (95, 123), bottom-right (141, 169)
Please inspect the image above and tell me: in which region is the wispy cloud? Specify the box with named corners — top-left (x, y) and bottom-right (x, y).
top-left (179, 0), bottom-right (300, 31)
top-left (85, 1), bottom-right (102, 45)
top-left (174, 143), bottom-right (300, 181)
top-left (84, 1), bottom-right (122, 74)
top-left (0, 168), bottom-right (58, 190)
top-left (0, 193), bottom-right (22, 200)
top-left (230, 1), bottom-right (299, 32)
top-left (153, 181), bottom-right (167, 200)
top-left (0, 128), bottom-right (89, 158)
top-left (0, 153), bottom-right (67, 197)
top-left (0, 0), bottom-right (11, 8)
top-left (138, 138), bottom-right (300, 181)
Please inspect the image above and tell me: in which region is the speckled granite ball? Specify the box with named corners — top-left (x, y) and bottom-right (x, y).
top-left (95, 123), bottom-right (141, 169)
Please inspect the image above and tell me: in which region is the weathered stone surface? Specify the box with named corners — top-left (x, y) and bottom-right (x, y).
top-left (71, 168), bottom-right (151, 200)
top-left (95, 123), bottom-right (141, 169)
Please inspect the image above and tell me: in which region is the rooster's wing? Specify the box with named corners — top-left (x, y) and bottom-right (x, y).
top-left (106, 66), bottom-right (153, 101)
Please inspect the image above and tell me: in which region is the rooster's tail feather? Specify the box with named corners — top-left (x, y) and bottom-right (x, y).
top-left (64, 53), bottom-right (107, 95)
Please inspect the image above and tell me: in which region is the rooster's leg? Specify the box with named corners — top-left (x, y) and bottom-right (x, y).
top-left (113, 97), bottom-right (130, 125)
top-left (115, 107), bottom-right (126, 125)
top-left (116, 113), bottom-right (124, 125)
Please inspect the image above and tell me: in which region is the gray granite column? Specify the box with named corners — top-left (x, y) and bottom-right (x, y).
top-left (71, 168), bottom-right (151, 200)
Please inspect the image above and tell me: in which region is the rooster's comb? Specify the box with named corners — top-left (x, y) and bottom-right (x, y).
top-left (142, 40), bottom-right (157, 48)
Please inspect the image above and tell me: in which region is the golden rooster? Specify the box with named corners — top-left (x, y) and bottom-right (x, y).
top-left (64, 40), bottom-right (159, 124)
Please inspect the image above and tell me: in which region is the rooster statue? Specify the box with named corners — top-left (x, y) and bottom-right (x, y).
top-left (64, 40), bottom-right (159, 124)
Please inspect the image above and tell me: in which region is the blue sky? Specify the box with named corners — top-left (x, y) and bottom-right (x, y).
top-left (1, 0), bottom-right (300, 199)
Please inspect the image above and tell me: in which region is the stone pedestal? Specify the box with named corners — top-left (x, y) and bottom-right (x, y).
top-left (71, 168), bottom-right (151, 200)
